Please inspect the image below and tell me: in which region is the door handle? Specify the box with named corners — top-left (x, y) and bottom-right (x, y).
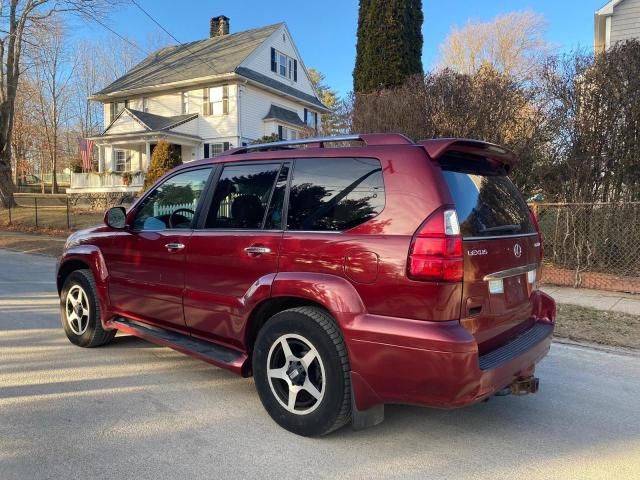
top-left (244, 246), bottom-right (271, 255)
top-left (165, 242), bottom-right (185, 252)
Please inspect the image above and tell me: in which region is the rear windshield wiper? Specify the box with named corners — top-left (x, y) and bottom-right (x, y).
top-left (478, 224), bottom-right (522, 234)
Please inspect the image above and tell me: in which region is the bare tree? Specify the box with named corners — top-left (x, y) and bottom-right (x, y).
top-left (0, 0), bottom-right (115, 208)
top-left (31, 18), bottom-right (75, 193)
top-left (438, 11), bottom-right (553, 80)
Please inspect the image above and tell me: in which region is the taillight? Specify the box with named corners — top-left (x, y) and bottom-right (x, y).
top-left (529, 208), bottom-right (543, 260)
top-left (408, 207), bottom-right (463, 282)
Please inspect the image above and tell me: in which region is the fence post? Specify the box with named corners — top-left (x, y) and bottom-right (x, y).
top-left (34, 197), bottom-right (38, 228)
top-left (66, 195), bottom-right (70, 229)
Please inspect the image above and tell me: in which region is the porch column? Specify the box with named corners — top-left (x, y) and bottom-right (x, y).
top-left (145, 142), bottom-right (151, 171)
top-left (98, 145), bottom-right (104, 173)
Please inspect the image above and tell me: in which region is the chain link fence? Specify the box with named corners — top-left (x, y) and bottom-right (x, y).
top-left (0, 194), bottom-right (105, 232)
top-left (533, 202), bottom-right (640, 293)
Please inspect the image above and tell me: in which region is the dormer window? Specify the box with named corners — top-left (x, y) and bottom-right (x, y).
top-left (270, 48), bottom-right (297, 82)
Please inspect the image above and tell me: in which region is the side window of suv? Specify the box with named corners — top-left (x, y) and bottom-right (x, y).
top-left (205, 163), bottom-right (282, 229)
top-left (287, 158), bottom-right (384, 231)
top-left (132, 168), bottom-right (212, 231)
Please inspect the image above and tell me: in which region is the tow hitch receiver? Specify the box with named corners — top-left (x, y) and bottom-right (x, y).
top-left (510, 376), bottom-right (539, 395)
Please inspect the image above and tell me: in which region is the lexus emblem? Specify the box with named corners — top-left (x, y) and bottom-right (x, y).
top-left (513, 244), bottom-right (522, 258)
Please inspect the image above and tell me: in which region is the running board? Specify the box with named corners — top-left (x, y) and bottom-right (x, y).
top-left (111, 318), bottom-right (248, 376)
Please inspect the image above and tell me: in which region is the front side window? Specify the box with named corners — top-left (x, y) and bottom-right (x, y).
top-left (132, 168), bottom-right (212, 231)
top-left (205, 163), bottom-right (281, 229)
top-left (287, 158), bottom-right (385, 231)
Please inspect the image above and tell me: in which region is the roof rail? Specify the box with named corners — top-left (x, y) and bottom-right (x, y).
top-left (225, 133), bottom-right (413, 155)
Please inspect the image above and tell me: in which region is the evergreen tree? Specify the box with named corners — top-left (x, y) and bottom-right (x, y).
top-left (142, 140), bottom-right (182, 192)
top-left (353, 0), bottom-right (424, 93)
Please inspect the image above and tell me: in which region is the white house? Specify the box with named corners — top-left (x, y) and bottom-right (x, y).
top-left (595, 0), bottom-right (640, 53)
top-left (71, 16), bottom-right (328, 194)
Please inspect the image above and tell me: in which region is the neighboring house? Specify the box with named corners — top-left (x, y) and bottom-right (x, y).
top-left (71, 16), bottom-right (328, 194)
top-left (595, 0), bottom-right (640, 53)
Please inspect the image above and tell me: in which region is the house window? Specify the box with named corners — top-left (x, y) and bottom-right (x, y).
top-left (270, 48), bottom-right (297, 82)
top-left (142, 97), bottom-right (149, 112)
top-left (181, 91), bottom-right (189, 114)
top-left (109, 102), bottom-right (126, 123)
top-left (204, 142), bottom-right (231, 158)
top-left (304, 109), bottom-right (318, 130)
top-left (203, 86), bottom-right (228, 116)
top-left (277, 125), bottom-right (297, 141)
top-left (114, 150), bottom-right (131, 172)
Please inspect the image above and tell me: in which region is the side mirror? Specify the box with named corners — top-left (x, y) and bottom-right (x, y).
top-left (105, 206), bottom-right (127, 229)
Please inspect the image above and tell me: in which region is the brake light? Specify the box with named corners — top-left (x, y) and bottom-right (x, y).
top-left (408, 207), bottom-right (463, 282)
top-left (529, 208), bottom-right (543, 260)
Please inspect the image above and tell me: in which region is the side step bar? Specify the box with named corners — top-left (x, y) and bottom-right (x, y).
top-left (112, 318), bottom-right (248, 376)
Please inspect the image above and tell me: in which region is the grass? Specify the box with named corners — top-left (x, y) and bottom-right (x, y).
top-left (555, 303), bottom-right (640, 350)
top-left (0, 206), bottom-right (104, 234)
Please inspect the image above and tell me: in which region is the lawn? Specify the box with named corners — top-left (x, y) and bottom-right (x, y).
top-left (555, 303), bottom-right (640, 350)
top-left (0, 205), bottom-right (104, 233)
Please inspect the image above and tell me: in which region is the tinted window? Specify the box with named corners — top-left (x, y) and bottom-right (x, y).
top-left (264, 164), bottom-right (290, 230)
top-left (205, 163), bottom-right (280, 229)
top-left (287, 158), bottom-right (384, 231)
top-left (133, 168), bottom-right (212, 231)
top-left (443, 170), bottom-right (534, 237)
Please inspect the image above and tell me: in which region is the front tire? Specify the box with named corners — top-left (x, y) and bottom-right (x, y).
top-left (253, 306), bottom-right (351, 436)
top-left (60, 269), bottom-right (115, 348)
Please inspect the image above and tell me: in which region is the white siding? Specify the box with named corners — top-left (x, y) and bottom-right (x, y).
top-left (611, 0), bottom-right (640, 44)
top-left (171, 118), bottom-right (199, 136)
top-left (197, 84), bottom-right (239, 139)
top-left (240, 24), bottom-right (317, 98)
top-left (105, 112), bottom-right (145, 134)
top-left (239, 84), bottom-right (308, 141)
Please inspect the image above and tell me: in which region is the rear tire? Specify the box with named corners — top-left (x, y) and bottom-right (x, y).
top-left (60, 269), bottom-right (116, 348)
top-left (253, 306), bottom-right (351, 436)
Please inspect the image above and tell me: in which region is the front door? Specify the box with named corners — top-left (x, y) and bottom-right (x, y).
top-left (104, 167), bottom-right (213, 332)
top-left (183, 161), bottom-right (288, 348)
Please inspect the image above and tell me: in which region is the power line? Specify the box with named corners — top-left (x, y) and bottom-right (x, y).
top-left (130, 0), bottom-right (220, 74)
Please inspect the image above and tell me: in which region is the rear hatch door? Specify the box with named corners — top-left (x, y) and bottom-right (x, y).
top-left (438, 152), bottom-right (541, 353)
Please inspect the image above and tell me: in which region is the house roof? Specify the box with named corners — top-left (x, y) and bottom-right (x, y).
top-left (95, 23), bottom-right (282, 96)
top-left (596, 0), bottom-right (624, 15)
top-left (126, 109), bottom-right (198, 131)
top-left (236, 67), bottom-right (327, 110)
top-left (103, 108), bottom-right (198, 136)
top-left (263, 104), bottom-right (306, 127)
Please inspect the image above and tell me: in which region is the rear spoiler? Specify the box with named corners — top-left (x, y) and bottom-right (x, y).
top-left (418, 138), bottom-right (516, 174)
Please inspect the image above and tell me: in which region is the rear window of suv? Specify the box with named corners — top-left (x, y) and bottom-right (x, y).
top-left (287, 158), bottom-right (384, 231)
top-left (442, 169), bottom-right (534, 238)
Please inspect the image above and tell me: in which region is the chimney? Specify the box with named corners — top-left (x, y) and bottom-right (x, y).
top-left (210, 16), bottom-right (230, 37)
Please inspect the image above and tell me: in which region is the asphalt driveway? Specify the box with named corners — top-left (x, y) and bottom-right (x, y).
top-left (1, 249), bottom-right (639, 480)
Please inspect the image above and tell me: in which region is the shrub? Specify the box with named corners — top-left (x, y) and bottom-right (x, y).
top-left (142, 140), bottom-right (181, 192)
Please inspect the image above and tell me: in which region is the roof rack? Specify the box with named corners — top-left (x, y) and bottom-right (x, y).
top-left (225, 133), bottom-right (414, 155)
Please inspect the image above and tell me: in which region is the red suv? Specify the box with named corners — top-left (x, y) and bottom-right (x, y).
top-left (57, 134), bottom-right (555, 436)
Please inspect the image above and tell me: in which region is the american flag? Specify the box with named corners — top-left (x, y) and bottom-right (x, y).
top-left (78, 138), bottom-right (94, 172)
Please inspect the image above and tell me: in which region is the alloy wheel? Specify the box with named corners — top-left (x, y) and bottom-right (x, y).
top-left (266, 334), bottom-right (326, 415)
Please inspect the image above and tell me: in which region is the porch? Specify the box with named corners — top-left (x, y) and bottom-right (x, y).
top-left (68, 134), bottom-right (201, 194)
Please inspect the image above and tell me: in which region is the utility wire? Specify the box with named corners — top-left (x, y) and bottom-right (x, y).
top-left (131, 0), bottom-right (220, 74)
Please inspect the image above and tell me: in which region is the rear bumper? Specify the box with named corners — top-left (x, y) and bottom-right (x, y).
top-left (344, 290), bottom-right (556, 411)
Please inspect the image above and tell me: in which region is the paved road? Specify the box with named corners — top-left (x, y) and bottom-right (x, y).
top-left (1, 249), bottom-right (639, 480)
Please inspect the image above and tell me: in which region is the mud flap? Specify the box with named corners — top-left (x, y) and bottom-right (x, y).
top-left (350, 373), bottom-right (385, 430)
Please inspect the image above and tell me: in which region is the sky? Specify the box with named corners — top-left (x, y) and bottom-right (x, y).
top-left (71, 0), bottom-right (607, 96)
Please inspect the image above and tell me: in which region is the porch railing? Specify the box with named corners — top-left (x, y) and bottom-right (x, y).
top-left (70, 172), bottom-right (145, 189)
